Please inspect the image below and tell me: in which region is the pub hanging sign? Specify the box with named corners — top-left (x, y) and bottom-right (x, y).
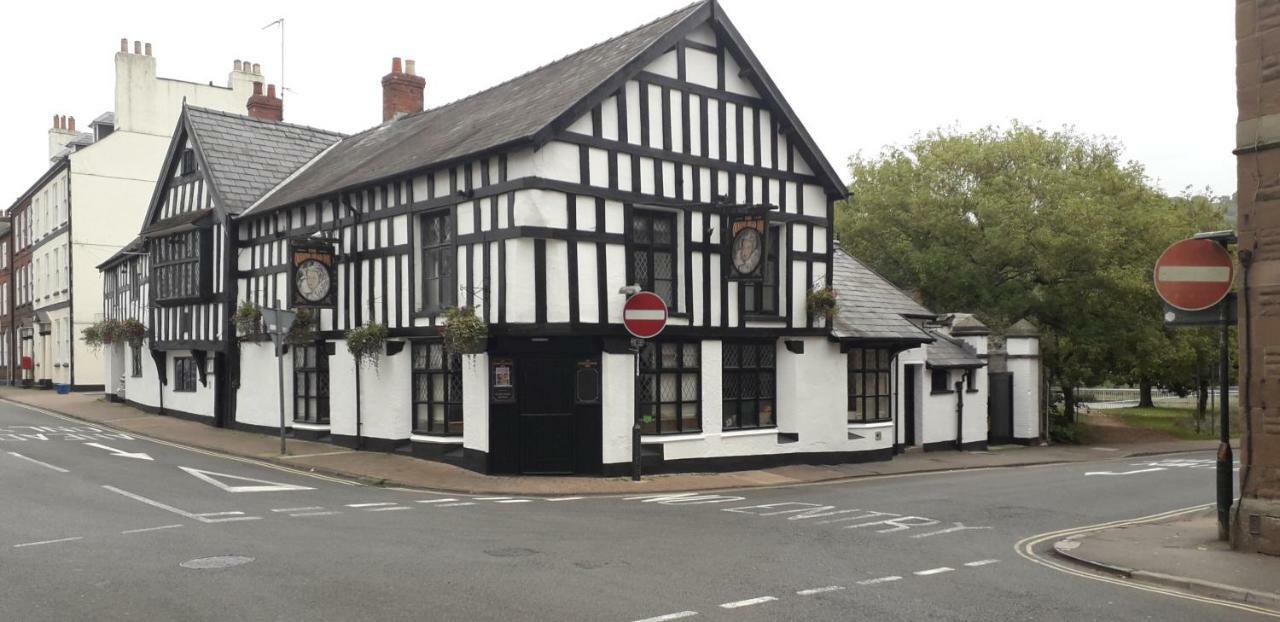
top-left (289, 239), bottom-right (337, 308)
top-left (726, 213), bottom-right (768, 281)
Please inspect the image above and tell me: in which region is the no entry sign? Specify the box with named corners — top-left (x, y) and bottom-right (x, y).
top-left (623, 291), bottom-right (668, 339)
top-left (1154, 238), bottom-right (1235, 312)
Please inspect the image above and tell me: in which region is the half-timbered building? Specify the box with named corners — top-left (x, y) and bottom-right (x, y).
top-left (100, 1), bottom-right (1042, 476)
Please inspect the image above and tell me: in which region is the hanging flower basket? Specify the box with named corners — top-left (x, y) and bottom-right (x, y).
top-left (81, 323), bottom-right (105, 350)
top-left (346, 323), bottom-right (388, 370)
top-left (286, 309), bottom-right (317, 346)
top-left (233, 301), bottom-right (263, 339)
top-left (440, 306), bottom-right (487, 355)
top-left (118, 319), bottom-right (146, 349)
top-left (807, 287), bottom-right (838, 320)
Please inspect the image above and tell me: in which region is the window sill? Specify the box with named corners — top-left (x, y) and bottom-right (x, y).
top-left (291, 421), bottom-right (330, 430)
top-left (641, 432), bottom-right (706, 443)
top-left (743, 313), bottom-right (784, 322)
top-left (410, 433), bottom-right (462, 443)
top-left (846, 421), bottom-right (894, 429)
top-left (930, 390), bottom-right (954, 395)
top-left (721, 427), bottom-right (778, 438)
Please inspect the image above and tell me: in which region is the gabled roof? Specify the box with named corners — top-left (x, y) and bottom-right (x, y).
top-left (830, 247), bottom-right (934, 343)
top-left (248, 0), bottom-right (845, 215)
top-left (926, 331), bottom-right (985, 369)
top-left (97, 236), bottom-right (144, 270)
top-left (182, 106), bottom-right (345, 215)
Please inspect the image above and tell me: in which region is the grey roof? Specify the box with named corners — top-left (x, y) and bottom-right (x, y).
top-left (1005, 318), bottom-right (1040, 338)
top-left (68, 132), bottom-right (95, 147)
top-left (926, 331), bottom-right (985, 368)
top-left (97, 237), bottom-right (144, 270)
top-left (946, 313), bottom-right (991, 336)
top-left (830, 248), bottom-right (935, 343)
top-left (91, 112), bottom-right (115, 126)
top-left (250, 1), bottom-right (706, 214)
top-left (185, 106), bottom-right (345, 214)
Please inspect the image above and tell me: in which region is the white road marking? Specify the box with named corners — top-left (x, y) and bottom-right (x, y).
top-left (718, 596), bottom-right (777, 609)
top-left (193, 511), bottom-right (245, 517)
top-left (345, 502), bottom-right (397, 508)
top-left (632, 612), bottom-right (698, 622)
top-left (475, 497), bottom-right (510, 501)
top-left (101, 485), bottom-right (261, 523)
top-left (545, 496), bottom-right (584, 501)
top-left (415, 498), bottom-right (458, 504)
top-left (6, 451), bottom-right (69, 473)
top-left (1084, 467), bottom-right (1166, 476)
top-left (911, 523), bottom-right (992, 539)
top-left (290, 511), bottom-right (340, 517)
top-left (272, 506), bottom-right (323, 513)
top-left (914, 567), bottom-right (954, 576)
top-left (796, 586), bottom-right (844, 595)
top-left (857, 576), bottom-right (902, 585)
top-left (83, 442), bottom-right (153, 461)
top-left (495, 499), bottom-right (532, 504)
top-left (964, 559), bottom-right (1000, 567)
top-left (121, 524), bottom-right (184, 534)
top-left (13, 536), bottom-right (83, 548)
top-left (437, 502), bottom-right (476, 507)
top-left (179, 466), bottom-right (315, 493)
top-left (366, 506), bottom-right (411, 512)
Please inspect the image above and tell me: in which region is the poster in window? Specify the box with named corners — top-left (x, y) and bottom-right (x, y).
top-left (575, 360), bottom-right (601, 404)
top-left (288, 240), bottom-right (337, 308)
top-left (491, 358), bottom-right (515, 403)
top-left (726, 214), bottom-right (767, 281)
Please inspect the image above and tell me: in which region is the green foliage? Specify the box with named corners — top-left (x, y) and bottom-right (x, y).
top-left (441, 306), bottom-right (487, 355)
top-left (1049, 416), bottom-right (1085, 444)
top-left (806, 287), bottom-right (838, 320)
top-left (346, 323), bottom-right (388, 370)
top-left (118, 319), bottom-right (146, 349)
top-left (1115, 406), bottom-right (1241, 441)
top-left (233, 301), bottom-right (263, 338)
top-left (286, 309), bottom-right (317, 346)
top-left (835, 123), bottom-right (1233, 395)
top-left (81, 323), bottom-right (104, 350)
top-left (83, 319), bottom-right (144, 349)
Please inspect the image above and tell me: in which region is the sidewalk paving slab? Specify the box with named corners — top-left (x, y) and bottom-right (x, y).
top-left (1054, 508), bottom-right (1280, 611)
top-left (0, 387), bottom-right (1229, 496)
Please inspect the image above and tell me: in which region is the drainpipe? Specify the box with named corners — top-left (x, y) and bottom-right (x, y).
top-left (954, 378), bottom-right (964, 450)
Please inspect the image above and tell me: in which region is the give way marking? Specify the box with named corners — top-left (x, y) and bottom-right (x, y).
top-left (1084, 467), bottom-right (1166, 476)
top-left (84, 442), bottom-right (152, 461)
top-left (179, 466), bottom-right (314, 493)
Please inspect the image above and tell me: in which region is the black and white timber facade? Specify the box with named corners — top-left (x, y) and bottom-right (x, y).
top-left (98, 1), bottom-right (1043, 476)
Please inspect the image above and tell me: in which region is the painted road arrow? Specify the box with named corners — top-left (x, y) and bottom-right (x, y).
top-left (1084, 467), bottom-right (1166, 476)
top-left (83, 442), bottom-right (153, 461)
top-left (179, 466), bottom-right (314, 493)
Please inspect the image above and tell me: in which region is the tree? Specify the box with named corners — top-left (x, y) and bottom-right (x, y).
top-left (835, 124), bottom-right (1205, 420)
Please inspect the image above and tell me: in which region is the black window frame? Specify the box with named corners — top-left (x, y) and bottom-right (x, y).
top-left (741, 226), bottom-right (781, 316)
top-left (293, 344), bottom-right (330, 424)
top-left (628, 208), bottom-right (678, 309)
top-left (179, 149), bottom-right (198, 176)
top-left (848, 348), bottom-right (893, 424)
top-left (965, 369), bottom-right (978, 393)
top-left (418, 210), bottom-right (455, 313)
top-left (637, 341), bottom-right (701, 435)
top-left (931, 368), bottom-right (952, 394)
top-left (411, 341), bottom-right (463, 436)
top-left (130, 345), bottom-right (142, 378)
top-left (174, 356), bottom-right (197, 392)
top-left (151, 230), bottom-right (208, 304)
top-left (721, 340), bottom-right (777, 431)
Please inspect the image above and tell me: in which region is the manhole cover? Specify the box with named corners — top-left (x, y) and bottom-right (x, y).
top-left (180, 555), bottom-right (254, 569)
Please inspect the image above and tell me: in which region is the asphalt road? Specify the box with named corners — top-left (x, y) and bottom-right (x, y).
top-left (0, 399), bottom-right (1259, 621)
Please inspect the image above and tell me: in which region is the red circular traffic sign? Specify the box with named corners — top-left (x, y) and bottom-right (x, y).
top-left (1154, 238), bottom-right (1235, 312)
top-left (622, 292), bottom-right (668, 339)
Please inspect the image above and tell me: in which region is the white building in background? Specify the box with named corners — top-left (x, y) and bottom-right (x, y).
top-left (8, 39), bottom-right (264, 390)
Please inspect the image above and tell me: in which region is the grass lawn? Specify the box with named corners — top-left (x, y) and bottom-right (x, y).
top-left (1113, 406), bottom-right (1241, 440)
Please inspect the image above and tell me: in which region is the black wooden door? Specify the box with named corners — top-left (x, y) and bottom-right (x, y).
top-left (988, 372), bottom-right (1014, 443)
top-left (213, 352), bottom-right (230, 428)
top-left (904, 365), bottom-right (917, 446)
top-left (517, 357), bottom-right (576, 474)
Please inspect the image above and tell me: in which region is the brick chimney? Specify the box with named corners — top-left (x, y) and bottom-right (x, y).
top-left (382, 57), bottom-right (425, 122)
top-left (247, 82), bottom-right (283, 122)
top-left (48, 114), bottom-right (75, 161)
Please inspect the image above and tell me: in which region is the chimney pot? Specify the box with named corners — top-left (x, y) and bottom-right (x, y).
top-left (406, 59), bottom-right (416, 76)
top-left (253, 81), bottom-right (263, 96)
top-left (391, 57), bottom-right (402, 74)
top-left (68, 117), bottom-right (75, 133)
top-left (234, 60), bottom-right (242, 71)
top-left (252, 63), bottom-right (261, 75)
top-left (60, 115), bottom-right (67, 130)
top-left (133, 41), bottom-right (141, 55)
top-left (144, 42), bottom-right (152, 56)
top-left (120, 38), bottom-right (128, 53)
top-left (267, 84), bottom-right (276, 98)
top-left (52, 114), bottom-right (59, 129)
top-left (382, 56), bottom-right (426, 122)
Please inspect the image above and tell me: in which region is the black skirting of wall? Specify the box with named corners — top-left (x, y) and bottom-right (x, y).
top-left (124, 399), bottom-right (211, 425)
top-left (1010, 436), bottom-right (1040, 446)
top-left (231, 420), bottom-right (287, 436)
top-left (291, 426), bottom-right (331, 442)
top-left (601, 446), bottom-right (895, 477)
top-left (106, 394), bottom-right (124, 403)
top-left (410, 441), bottom-right (490, 474)
top-left (922, 440), bottom-right (989, 452)
top-left (330, 434), bottom-right (407, 453)
top-left (71, 384), bottom-right (105, 392)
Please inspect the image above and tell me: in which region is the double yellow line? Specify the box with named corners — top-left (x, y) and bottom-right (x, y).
top-left (1016, 504), bottom-right (1279, 618)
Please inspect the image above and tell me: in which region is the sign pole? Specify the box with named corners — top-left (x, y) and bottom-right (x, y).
top-left (632, 341), bottom-right (643, 482)
top-left (621, 288), bottom-right (669, 483)
top-left (275, 298), bottom-right (287, 456)
top-left (1217, 303), bottom-right (1233, 541)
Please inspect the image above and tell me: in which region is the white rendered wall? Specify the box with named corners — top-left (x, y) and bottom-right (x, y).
top-left (127, 340), bottom-right (161, 410)
top-left (358, 345), bottom-right (412, 442)
top-left (921, 366), bottom-right (960, 446)
top-left (161, 350), bottom-right (214, 418)
top-left (601, 352), bottom-right (634, 465)
top-left (461, 353), bottom-right (489, 452)
top-left (235, 342), bottom-right (293, 430)
top-left (328, 341), bottom-right (358, 439)
top-left (1006, 336), bottom-right (1042, 440)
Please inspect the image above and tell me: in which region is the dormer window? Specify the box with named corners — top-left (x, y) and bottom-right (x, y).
top-left (152, 230), bottom-right (210, 303)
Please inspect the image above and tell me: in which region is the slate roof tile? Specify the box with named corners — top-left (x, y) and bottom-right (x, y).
top-left (830, 248), bottom-right (935, 342)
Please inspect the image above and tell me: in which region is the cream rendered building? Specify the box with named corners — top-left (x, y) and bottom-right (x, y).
top-left (31, 39), bottom-right (263, 389)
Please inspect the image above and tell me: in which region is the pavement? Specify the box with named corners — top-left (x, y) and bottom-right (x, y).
top-left (0, 393), bottom-right (1265, 621)
top-left (0, 386), bottom-right (1228, 495)
top-left (1054, 506), bottom-right (1280, 611)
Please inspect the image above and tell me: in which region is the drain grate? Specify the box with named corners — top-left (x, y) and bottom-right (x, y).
top-left (180, 556), bottom-right (255, 569)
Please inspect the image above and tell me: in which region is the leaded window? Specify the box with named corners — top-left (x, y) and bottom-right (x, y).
top-left (629, 209), bottom-right (677, 307)
top-left (131, 345), bottom-right (142, 378)
top-left (411, 341), bottom-right (462, 435)
top-left (742, 226), bottom-right (781, 315)
top-left (174, 356), bottom-right (197, 392)
top-left (293, 345), bottom-right (329, 424)
top-left (722, 341), bottom-right (776, 430)
top-left (848, 348), bottom-right (892, 424)
top-left (420, 211), bottom-right (454, 311)
top-left (152, 231), bottom-right (204, 302)
top-left (637, 342), bottom-right (700, 435)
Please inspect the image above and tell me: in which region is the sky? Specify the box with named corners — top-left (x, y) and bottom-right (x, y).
top-left (0, 0), bottom-right (1234, 206)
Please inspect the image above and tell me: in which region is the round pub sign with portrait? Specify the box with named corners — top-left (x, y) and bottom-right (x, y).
top-left (1154, 238), bottom-right (1234, 312)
